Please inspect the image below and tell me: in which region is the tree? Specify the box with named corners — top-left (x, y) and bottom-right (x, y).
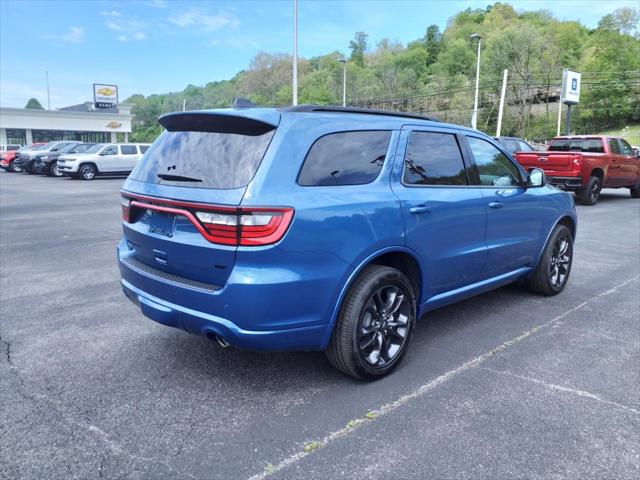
top-left (349, 32), bottom-right (368, 67)
top-left (424, 25), bottom-right (442, 66)
top-left (25, 98), bottom-right (44, 109)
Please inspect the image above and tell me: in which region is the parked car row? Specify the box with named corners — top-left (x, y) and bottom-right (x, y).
top-left (0, 142), bottom-right (151, 179)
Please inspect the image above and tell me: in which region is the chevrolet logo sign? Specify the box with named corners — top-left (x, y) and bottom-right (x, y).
top-left (97, 87), bottom-right (116, 96)
top-left (106, 121), bottom-right (122, 129)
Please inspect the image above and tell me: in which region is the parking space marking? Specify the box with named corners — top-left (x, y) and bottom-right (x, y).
top-left (479, 367), bottom-right (640, 415)
top-left (248, 275), bottom-right (640, 480)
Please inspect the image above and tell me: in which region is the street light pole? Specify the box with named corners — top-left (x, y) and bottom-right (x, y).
top-left (470, 33), bottom-right (481, 130)
top-left (339, 58), bottom-right (347, 107)
top-left (292, 0), bottom-right (298, 106)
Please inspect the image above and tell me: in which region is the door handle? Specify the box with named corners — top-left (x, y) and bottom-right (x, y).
top-left (488, 201), bottom-right (504, 209)
top-left (409, 205), bottom-right (432, 214)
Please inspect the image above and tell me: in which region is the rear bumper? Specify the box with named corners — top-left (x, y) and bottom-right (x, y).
top-left (121, 278), bottom-right (332, 351)
top-left (117, 239), bottom-right (351, 351)
top-left (547, 176), bottom-right (583, 190)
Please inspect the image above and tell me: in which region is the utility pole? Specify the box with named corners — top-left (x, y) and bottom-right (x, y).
top-left (339, 58), bottom-right (347, 107)
top-left (470, 34), bottom-right (481, 129)
top-left (292, 0), bottom-right (298, 106)
top-left (556, 99), bottom-right (562, 137)
top-left (496, 69), bottom-right (508, 137)
top-left (46, 71), bottom-right (51, 110)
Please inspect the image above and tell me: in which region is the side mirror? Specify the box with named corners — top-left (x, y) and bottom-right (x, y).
top-left (528, 168), bottom-right (545, 188)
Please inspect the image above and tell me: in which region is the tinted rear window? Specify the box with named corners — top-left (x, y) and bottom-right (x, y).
top-left (298, 131), bottom-right (391, 186)
top-left (130, 130), bottom-right (275, 189)
top-left (549, 138), bottom-right (604, 153)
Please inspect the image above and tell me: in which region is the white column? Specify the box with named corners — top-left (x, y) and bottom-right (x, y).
top-left (26, 129), bottom-right (33, 144)
top-left (0, 128), bottom-right (7, 145)
top-left (110, 132), bottom-right (117, 143)
top-left (124, 132), bottom-right (129, 143)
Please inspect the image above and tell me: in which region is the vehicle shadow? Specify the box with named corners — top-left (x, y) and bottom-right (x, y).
top-left (149, 282), bottom-right (529, 389)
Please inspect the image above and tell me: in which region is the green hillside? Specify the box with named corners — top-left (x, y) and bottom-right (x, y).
top-left (127, 3), bottom-right (640, 143)
top-left (597, 124), bottom-right (640, 146)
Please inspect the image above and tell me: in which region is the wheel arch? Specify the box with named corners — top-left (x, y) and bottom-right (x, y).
top-left (78, 161), bottom-right (99, 172)
top-left (531, 215), bottom-right (576, 274)
top-left (590, 167), bottom-right (604, 182)
top-left (326, 246), bottom-right (424, 343)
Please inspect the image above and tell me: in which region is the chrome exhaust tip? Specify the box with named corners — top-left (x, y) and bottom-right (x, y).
top-left (215, 335), bottom-right (231, 348)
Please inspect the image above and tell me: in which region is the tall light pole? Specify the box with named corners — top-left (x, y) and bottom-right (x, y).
top-left (292, 0), bottom-right (298, 106)
top-left (46, 70), bottom-right (51, 110)
top-left (470, 33), bottom-right (481, 130)
top-left (339, 58), bottom-right (347, 107)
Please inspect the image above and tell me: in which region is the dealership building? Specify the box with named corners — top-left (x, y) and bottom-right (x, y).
top-left (0, 102), bottom-right (134, 145)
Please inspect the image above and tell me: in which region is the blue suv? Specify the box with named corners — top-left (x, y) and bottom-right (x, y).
top-left (118, 106), bottom-right (576, 380)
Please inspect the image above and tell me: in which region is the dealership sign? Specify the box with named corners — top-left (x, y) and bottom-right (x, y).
top-left (94, 84), bottom-right (118, 108)
top-left (561, 70), bottom-right (581, 105)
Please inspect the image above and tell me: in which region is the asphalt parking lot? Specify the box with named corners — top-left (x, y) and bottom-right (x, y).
top-left (1, 170), bottom-right (639, 480)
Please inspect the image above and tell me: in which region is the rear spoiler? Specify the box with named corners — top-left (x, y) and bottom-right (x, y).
top-left (158, 110), bottom-right (279, 136)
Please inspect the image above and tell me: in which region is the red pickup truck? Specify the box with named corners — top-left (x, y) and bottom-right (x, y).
top-left (514, 136), bottom-right (640, 205)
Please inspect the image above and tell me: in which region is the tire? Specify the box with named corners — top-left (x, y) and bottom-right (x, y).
top-left (326, 265), bottom-right (416, 380)
top-left (48, 162), bottom-right (63, 177)
top-left (630, 180), bottom-right (640, 199)
top-left (525, 225), bottom-right (573, 296)
top-left (79, 164), bottom-right (97, 181)
top-left (9, 161), bottom-right (22, 173)
top-left (575, 176), bottom-right (601, 205)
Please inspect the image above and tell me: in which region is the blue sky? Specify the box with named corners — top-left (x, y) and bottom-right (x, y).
top-left (0, 0), bottom-right (636, 108)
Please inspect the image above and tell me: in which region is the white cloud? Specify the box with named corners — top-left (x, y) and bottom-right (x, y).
top-left (105, 19), bottom-right (124, 31)
top-left (100, 10), bottom-right (122, 17)
top-left (42, 26), bottom-right (85, 44)
top-left (105, 18), bottom-right (147, 41)
top-left (169, 9), bottom-right (239, 31)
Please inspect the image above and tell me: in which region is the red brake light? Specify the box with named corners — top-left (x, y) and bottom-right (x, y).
top-left (121, 192), bottom-right (294, 246)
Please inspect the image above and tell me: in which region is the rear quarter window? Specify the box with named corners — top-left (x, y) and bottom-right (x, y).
top-left (297, 131), bottom-right (391, 186)
top-left (121, 145), bottom-right (137, 155)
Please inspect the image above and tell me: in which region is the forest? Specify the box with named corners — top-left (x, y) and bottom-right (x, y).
top-left (126, 2), bottom-right (640, 143)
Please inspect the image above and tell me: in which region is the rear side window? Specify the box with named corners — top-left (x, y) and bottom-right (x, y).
top-left (121, 145), bottom-right (137, 155)
top-left (608, 139), bottom-right (621, 154)
top-left (549, 138), bottom-right (604, 153)
top-left (619, 139), bottom-right (634, 156)
top-left (139, 145), bottom-right (149, 154)
top-left (502, 138), bottom-right (517, 154)
top-left (298, 131), bottom-right (391, 186)
top-left (517, 140), bottom-right (533, 152)
top-left (403, 132), bottom-right (467, 186)
top-left (467, 136), bottom-right (521, 187)
top-left (130, 130), bottom-right (275, 189)
top-left (8, 146), bottom-right (19, 151)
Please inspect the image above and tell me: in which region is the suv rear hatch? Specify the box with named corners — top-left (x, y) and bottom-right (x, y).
top-left (120, 110), bottom-right (288, 288)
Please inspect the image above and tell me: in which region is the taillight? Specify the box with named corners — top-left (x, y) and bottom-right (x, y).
top-left (572, 153), bottom-right (582, 166)
top-left (121, 192), bottom-right (294, 247)
top-left (121, 196), bottom-right (131, 222)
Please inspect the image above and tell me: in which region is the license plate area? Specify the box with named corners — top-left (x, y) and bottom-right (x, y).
top-left (148, 210), bottom-right (176, 238)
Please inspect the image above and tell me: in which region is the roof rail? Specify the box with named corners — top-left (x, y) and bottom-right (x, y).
top-left (283, 105), bottom-right (439, 122)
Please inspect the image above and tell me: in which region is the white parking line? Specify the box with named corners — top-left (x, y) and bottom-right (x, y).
top-left (248, 275), bottom-right (640, 480)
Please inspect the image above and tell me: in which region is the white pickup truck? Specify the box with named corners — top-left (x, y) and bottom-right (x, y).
top-left (57, 143), bottom-right (151, 180)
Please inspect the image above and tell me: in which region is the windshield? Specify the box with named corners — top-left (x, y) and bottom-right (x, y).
top-left (85, 143), bottom-right (106, 153)
top-left (32, 144), bottom-right (50, 151)
top-left (130, 129), bottom-right (275, 189)
top-left (74, 144), bottom-right (94, 153)
top-left (549, 138), bottom-right (604, 153)
top-left (59, 143), bottom-right (79, 153)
